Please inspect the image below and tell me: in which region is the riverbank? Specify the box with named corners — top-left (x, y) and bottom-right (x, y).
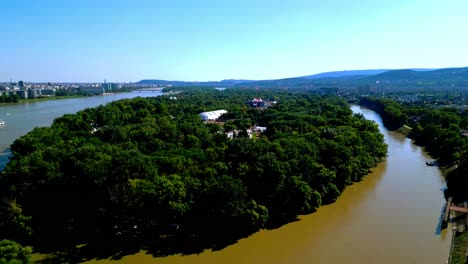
top-left (0, 95), bottom-right (87, 106)
top-left (450, 230), bottom-right (468, 264)
top-left (1, 92), bottom-right (138, 106)
top-left (19, 95), bottom-right (88, 103)
top-left (395, 124), bottom-right (412, 136)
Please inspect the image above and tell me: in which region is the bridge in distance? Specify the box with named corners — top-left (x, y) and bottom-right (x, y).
top-left (136, 87), bottom-right (164, 92)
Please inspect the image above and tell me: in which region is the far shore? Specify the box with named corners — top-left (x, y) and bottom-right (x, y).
top-left (0, 90), bottom-right (161, 107)
top-left (0, 95), bottom-right (87, 106)
top-left (0, 93), bottom-right (129, 106)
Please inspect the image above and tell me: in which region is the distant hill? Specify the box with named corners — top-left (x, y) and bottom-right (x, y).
top-left (137, 67), bottom-right (468, 90)
top-left (297, 68), bottom-right (437, 79)
top-left (137, 79), bottom-right (215, 86)
top-left (365, 67), bottom-right (468, 85)
top-left (302, 69), bottom-right (391, 79)
top-left (137, 79), bottom-right (253, 86)
top-left (219, 79), bottom-right (254, 84)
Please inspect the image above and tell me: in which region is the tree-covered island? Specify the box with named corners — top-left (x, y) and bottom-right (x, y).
top-left (0, 89), bottom-right (387, 260)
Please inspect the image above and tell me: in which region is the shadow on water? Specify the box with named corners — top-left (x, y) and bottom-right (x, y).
top-left (33, 228), bottom-right (271, 263)
top-left (435, 204), bottom-right (447, 235)
top-left (36, 175), bottom-right (395, 264)
top-left (33, 162), bottom-right (387, 263)
top-left (33, 214), bottom-right (305, 263)
top-left (0, 146), bottom-right (11, 172)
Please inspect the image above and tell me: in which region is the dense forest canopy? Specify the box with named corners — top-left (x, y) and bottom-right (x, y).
top-left (0, 89), bottom-right (387, 254)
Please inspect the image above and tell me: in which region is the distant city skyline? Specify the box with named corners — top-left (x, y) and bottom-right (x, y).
top-left (2, 0), bottom-right (468, 82)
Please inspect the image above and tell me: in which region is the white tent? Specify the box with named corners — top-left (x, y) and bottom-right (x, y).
top-left (199, 110), bottom-right (227, 121)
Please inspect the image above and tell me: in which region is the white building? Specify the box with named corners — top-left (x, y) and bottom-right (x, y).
top-left (199, 110), bottom-right (227, 121)
top-left (226, 129), bottom-right (253, 139)
top-left (253, 126), bottom-right (267, 133)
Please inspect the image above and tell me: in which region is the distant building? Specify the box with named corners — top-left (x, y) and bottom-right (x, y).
top-left (102, 82), bottom-right (117, 92)
top-left (41, 88), bottom-right (55, 96)
top-left (17, 90), bottom-right (28, 99)
top-left (253, 126), bottom-right (267, 133)
top-left (18, 81), bottom-right (24, 88)
top-left (80, 86), bottom-right (104, 95)
top-left (28, 89), bottom-right (41, 98)
top-left (319, 87), bottom-right (338, 95)
top-left (247, 98), bottom-right (265, 107)
top-left (199, 110), bottom-right (227, 121)
top-left (226, 129), bottom-right (253, 139)
top-left (356, 85), bottom-right (371, 95)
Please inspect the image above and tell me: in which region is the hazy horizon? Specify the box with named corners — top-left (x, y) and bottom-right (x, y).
top-left (4, 66), bottom-right (467, 84)
top-left (2, 0), bottom-right (468, 83)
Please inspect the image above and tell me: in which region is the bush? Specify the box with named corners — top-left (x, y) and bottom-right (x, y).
top-left (0, 239), bottom-right (32, 264)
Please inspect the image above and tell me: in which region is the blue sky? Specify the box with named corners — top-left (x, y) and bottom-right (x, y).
top-left (1, 0), bottom-right (468, 82)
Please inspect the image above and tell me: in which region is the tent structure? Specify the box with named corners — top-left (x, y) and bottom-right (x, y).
top-left (199, 110), bottom-right (227, 121)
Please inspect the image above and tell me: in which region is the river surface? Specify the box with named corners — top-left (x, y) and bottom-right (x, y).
top-left (0, 91), bottom-right (161, 171)
top-left (2, 100), bottom-right (451, 263)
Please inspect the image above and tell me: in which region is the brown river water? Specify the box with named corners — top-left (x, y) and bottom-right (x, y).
top-left (1, 99), bottom-right (450, 263)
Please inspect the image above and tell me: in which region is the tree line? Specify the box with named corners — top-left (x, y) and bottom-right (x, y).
top-left (0, 93), bottom-right (20, 103)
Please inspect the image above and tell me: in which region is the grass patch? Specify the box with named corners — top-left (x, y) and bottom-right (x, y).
top-left (450, 230), bottom-right (468, 264)
top-left (395, 124), bottom-right (412, 136)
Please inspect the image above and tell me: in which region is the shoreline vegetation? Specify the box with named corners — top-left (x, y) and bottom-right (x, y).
top-left (450, 230), bottom-right (468, 264)
top-left (358, 96), bottom-right (468, 264)
top-left (0, 89), bottom-right (144, 106)
top-left (19, 95), bottom-right (89, 103)
top-left (0, 94), bottom-right (94, 106)
top-left (358, 96), bottom-right (468, 201)
top-left (0, 89), bottom-right (387, 263)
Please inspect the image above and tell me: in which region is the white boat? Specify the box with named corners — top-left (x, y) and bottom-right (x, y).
top-left (0, 120), bottom-right (5, 126)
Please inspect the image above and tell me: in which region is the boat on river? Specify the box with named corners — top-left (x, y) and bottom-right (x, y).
top-left (0, 120), bottom-right (5, 126)
top-left (426, 161), bottom-right (438, 166)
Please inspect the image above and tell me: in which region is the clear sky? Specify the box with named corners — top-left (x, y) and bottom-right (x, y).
top-left (1, 0), bottom-right (468, 82)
